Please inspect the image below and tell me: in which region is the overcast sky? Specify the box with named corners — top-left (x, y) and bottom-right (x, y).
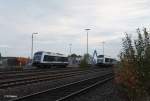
top-left (0, 0), bottom-right (150, 58)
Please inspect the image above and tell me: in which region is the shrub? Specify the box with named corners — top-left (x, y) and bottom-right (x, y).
top-left (116, 28), bottom-right (150, 100)
top-left (79, 54), bottom-right (89, 68)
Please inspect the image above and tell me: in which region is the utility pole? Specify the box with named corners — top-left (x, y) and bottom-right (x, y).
top-left (31, 32), bottom-right (38, 59)
top-left (102, 41), bottom-right (105, 56)
top-left (85, 29), bottom-right (91, 55)
top-left (69, 43), bottom-right (72, 55)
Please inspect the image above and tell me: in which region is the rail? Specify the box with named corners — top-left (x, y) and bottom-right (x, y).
top-left (10, 72), bottom-right (113, 101)
top-left (0, 69), bottom-right (104, 89)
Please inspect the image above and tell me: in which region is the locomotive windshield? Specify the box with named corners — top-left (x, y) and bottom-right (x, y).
top-left (97, 59), bottom-right (104, 63)
top-left (33, 52), bottom-right (42, 61)
top-left (97, 55), bottom-right (104, 58)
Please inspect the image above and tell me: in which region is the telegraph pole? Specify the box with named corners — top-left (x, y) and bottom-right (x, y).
top-left (69, 43), bottom-right (72, 55)
top-left (102, 41), bottom-right (105, 56)
top-left (31, 32), bottom-right (38, 59)
top-left (85, 29), bottom-right (91, 55)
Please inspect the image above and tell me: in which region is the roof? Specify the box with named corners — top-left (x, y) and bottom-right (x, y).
top-left (35, 51), bottom-right (67, 57)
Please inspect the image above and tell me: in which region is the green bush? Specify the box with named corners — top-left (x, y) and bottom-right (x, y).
top-left (116, 28), bottom-right (150, 100)
top-left (79, 54), bottom-right (89, 68)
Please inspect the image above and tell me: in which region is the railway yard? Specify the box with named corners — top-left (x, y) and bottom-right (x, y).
top-left (0, 66), bottom-right (122, 101)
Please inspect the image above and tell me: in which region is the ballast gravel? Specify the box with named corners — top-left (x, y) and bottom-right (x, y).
top-left (69, 80), bottom-right (125, 101)
top-left (0, 68), bottom-right (112, 101)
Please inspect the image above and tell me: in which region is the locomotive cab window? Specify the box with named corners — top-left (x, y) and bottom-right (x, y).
top-left (105, 58), bottom-right (110, 62)
top-left (33, 52), bottom-right (42, 61)
top-left (62, 57), bottom-right (68, 62)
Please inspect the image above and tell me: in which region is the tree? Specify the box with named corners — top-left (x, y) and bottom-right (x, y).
top-left (70, 53), bottom-right (77, 57)
top-left (118, 28), bottom-right (150, 100)
top-left (79, 54), bottom-right (89, 68)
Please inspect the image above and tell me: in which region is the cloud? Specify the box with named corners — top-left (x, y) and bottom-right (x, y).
top-left (0, 45), bottom-right (10, 48)
top-left (0, 0), bottom-right (150, 58)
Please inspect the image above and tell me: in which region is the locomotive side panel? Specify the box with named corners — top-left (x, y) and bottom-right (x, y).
top-left (32, 51), bottom-right (68, 68)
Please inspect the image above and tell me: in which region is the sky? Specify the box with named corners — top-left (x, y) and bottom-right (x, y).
top-left (0, 0), bottom-right (150, 58)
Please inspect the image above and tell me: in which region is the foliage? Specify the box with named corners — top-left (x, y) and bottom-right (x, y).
top-left (69, 53), bottom-right (82, 58)
top-left (79, 54), bottom-right (89, 68)
top-left (70, 53), bottom-right (77, 57)
top-left (116, 28), bottom-right (150, 100)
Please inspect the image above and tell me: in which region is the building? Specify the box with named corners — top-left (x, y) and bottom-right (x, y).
top-left (68, 54), bottom-right (82, 65)
top-left (1, 57), bottom-right (30, 67)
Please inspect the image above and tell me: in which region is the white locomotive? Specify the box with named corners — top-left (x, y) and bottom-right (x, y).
top-left (96, 55), bottom-right (117, 66)
top-left (32, 51), bottom-right (69, 68)
top-left (92, 50), bottom-right (117, 66)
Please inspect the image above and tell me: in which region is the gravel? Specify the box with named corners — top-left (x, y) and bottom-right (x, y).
top-left (69, 80), bottom-right (125, 101)
top-left (0, 68), bottom-right (112, 101)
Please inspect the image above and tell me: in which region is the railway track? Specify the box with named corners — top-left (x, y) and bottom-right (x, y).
top-left (0, 67), bottom-right (71, 74)
top-left (0, 68), bottom-right (108, 79)
top-left (0, 68), bottom-right (80, 79)
top-left (0, 67), bottom-right (108, 79)
top-left (0, 69), bottom-right (106, 89)
top-left (10, 72), bottom-right (113, 101)
top-left (0, 68), bottom-right (49, 75)
top-left (0, 69), bottom-right (84, 81)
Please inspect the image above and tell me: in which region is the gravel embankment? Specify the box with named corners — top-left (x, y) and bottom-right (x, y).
top-left (0, 68), bottom-right (112, 101)
top-left (70, 80), bottom-right (125, 101)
